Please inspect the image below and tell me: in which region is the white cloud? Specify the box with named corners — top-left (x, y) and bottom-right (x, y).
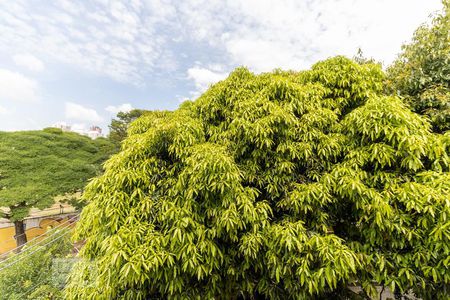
top-left (0, 104), bottom-right (10, 115)
top-left (225, 38), bottom-right (308, 73)
top-left (52, 121), bottom-right (69, 128)
top-left (177, 0), bottom-right (442, 70)
top-left (187, 66), bottom-right (228, 96)
top-left (176, 94), bottom-right (190, 103)
top-left (0, 0), bottom-right (176, 84)
top-left (65, 102), bottom-right (103, 123)
top-left (0, 0), bottom-right (443, 86)
top-left (0, 69), bottom-right (39, 102)
top-left (105, 103), bottom-right (134, 114)
top-left (13, 54), bottom-right (45, 72)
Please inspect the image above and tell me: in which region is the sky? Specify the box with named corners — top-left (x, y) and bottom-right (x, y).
top-left (0, 0), bottom-right (444, 133)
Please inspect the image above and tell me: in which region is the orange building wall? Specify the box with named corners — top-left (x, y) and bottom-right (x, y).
top-left (0, 217), bottom-right (72, 255)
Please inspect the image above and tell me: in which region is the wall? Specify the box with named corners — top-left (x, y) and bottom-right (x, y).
top-left (0, 215), bottom-right (75, 255)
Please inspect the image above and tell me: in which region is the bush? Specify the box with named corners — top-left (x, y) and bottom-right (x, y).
top-left (66, 57), bottom-right (449, 299)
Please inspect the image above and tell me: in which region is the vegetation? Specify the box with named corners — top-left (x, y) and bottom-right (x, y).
top-left (387, 1), bottom-right (450, 133)
top-left (108, 109), bottom-right (149, 146)
top-left (65, 56), bottom-right (449, 299)
top-left (0, 228), bottom-right (73, 300)
top-left (0, 129), bottom-right (115, 248)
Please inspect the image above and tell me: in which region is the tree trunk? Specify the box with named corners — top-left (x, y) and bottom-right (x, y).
top-left (14, 220), bottom-right (27, 252)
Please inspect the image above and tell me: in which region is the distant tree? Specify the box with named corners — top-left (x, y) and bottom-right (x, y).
top-left (66, 57), bottom-right (449, 299)
top-left (387, 1), bottom-right (450, 132)
top-left (108, 109), bottom-right (149, 145)
top-left (0, 129), bottom-right (115, 249)
top-left (353, 48), bottom-right (378, 65)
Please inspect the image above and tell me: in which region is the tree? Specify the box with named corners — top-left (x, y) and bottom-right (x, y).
top-left (108, 109), bottom-right (149, 146)
top-left (0, 129), bottom-right (115, 249)
top-left (66, 57), bottom-right (449, 299)
top-left (387, 0), bottom-right (450, 133)
top-left (353, 48), bottom-right (378, 66)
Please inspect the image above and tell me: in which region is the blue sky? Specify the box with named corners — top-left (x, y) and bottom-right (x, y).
top-left (0, 0), bottom-right (443, 133)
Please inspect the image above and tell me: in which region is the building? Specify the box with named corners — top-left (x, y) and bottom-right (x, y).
top-left (52, 122), bottom-right (72, 132)
top-left (51, 123), bottom-right (104, 139)
top-left (86, 126), bottom-right (102, 139)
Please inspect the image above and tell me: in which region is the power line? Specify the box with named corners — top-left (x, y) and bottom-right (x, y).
top-left (0, 228), bottom-right (73, 272)
top-left (0, 214), bottom-right (79, 261)
top-left (0, 227), bottom-right (42, 247)
top-left (0, 228), bottom-right (71, 269)
top-left (0, 214), bottom-right (78, 261)
top-left (0, 214), bottom-right (78, 260)
top-left (0, 212), bottom-right (78, 247)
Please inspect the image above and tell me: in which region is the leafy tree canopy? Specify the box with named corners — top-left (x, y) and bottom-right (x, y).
top-left (108, 109), bottom-right (149, 146)
top-left (0, 129), bottom-right (115, 222)
top-left (387, 1), bottom-right (450, 132)
top-left (67, 57), bottom-right (449, 299)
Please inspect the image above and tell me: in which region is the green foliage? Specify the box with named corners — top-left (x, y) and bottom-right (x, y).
top-left (0, 228), bottom-right (73, 300)
top-left (66, 56), bottom-right (449, 299)
top-left (108, 109), bottom-right (149, 146)
top-left (0, 130), bottom-right (115, 221)
top-left (387, 1), bottom-right (450, 132)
